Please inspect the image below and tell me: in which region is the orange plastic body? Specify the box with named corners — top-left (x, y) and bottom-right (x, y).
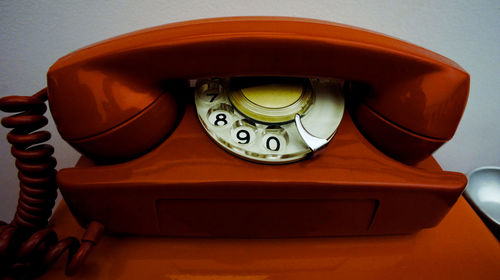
top-left (47, 17), bottom-right (469, 163)
top-left (57, 104), bottom-right (466, 236)
top-left (42, 175), bottom-right (500, 279)
top-left (49, 17), bottom-right (470, 236)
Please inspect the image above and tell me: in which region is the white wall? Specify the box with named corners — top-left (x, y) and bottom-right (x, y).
top-left (1, 0), bottom-right (499, 221)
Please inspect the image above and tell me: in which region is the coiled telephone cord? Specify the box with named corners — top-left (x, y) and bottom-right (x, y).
top-left (0, 89), bottom-right (103, 279)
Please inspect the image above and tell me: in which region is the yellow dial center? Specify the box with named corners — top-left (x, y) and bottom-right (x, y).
top-left (241, 84), bottom-right (303, 109)
top-left (228, 77), bottom-right (313, 124)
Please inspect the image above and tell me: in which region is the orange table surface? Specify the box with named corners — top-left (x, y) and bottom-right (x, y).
top-left (42, 196), bottom-right (499, 280)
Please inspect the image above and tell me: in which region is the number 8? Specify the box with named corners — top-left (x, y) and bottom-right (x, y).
top-left (214, 113), bottom-right (228, 126)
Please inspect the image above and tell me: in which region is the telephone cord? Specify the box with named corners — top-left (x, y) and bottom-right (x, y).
top-left (0, 88), bottom-right (103, 278)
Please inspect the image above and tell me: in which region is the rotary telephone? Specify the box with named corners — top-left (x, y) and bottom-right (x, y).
top-left (0, 17), bottom-right (469, 277)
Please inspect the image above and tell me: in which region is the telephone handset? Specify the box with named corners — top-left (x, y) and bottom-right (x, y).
top-left (46, 17), bottom-right (469, 165)
top-left (1, 17), bottom-right (469, 276)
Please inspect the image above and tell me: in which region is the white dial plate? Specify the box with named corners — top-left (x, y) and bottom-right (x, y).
top-left (194, 78), bottom-right (344, 164)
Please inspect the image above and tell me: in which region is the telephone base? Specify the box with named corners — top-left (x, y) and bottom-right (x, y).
top-left (40, 196), bottom-right (500, 279)
top-left (57, 106), bottom-right (466, 237)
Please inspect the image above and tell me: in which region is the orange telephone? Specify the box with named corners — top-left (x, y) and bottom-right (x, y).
top-left (1, 17), bottom-right (469, 276)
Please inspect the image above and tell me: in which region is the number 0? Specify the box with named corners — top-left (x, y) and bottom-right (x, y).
top-left (266, 136), bottom-right (280, 151)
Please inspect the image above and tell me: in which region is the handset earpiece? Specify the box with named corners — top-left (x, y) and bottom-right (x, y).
top-left (48, 78), bottom-right (187, 162)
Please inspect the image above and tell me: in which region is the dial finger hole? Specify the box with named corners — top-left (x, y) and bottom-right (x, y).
top-left (231, 119), bottom-right (257, 145)
top-left (196, 79), bottom-right (225, 104)
top-left (262, 125), bottom-right (288, 152)
top-left (207, 103), bottom-right (234, 128)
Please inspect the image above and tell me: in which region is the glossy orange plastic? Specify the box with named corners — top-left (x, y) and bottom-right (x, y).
top-left (57, 105), bottom-right (466, 236)
top-left (47, 17), bottom-right (469, 163)
top-left (48, 17), bottom-right (469, 236)
top-left (41, 180), bottom-right (500, 279)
